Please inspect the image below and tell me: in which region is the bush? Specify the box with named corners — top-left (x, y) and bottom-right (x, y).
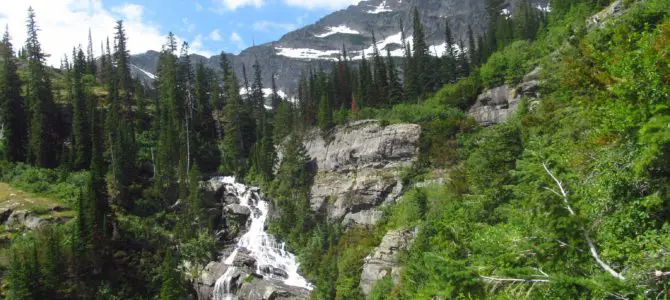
top-left (480, 40), bottom-right (534, 88)
top-left (436, 73), bottom-right (482, 110)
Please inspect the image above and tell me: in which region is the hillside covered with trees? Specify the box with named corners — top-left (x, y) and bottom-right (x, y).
top-left (0, 0), bottom-right (669, 298)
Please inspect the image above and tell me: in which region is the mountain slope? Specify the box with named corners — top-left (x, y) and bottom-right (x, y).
top-left (130, 0), bottom-right (548, 96)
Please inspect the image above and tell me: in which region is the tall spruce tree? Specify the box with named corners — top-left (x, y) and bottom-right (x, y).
top-left (25, 7), bottom-right (59, 168)
top-left (86, 28), bottom-right (97, 76)
top-left (386, 47), bottom-right (403, 105)
top-left (411, 7), bottom-right (430, 98)
top-left (371, 32), bottom-right (388, 106)
top-left (0, 27), bottom-right (28, 163)
top-left (72, 48), bottom-right (91, 170)
top-left (221, 64), bottom-right (244, 177)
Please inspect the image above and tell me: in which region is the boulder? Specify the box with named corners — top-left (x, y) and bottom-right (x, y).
top-left (231, 249), bottom-right (257, 271)
top-left (360, 228), bottom-right (416, 296)
top-left (225, 204), bottom-right (251, 217)
top-left (587, 0), bottom-right (625, 30)
top-left (194, 261), bottom-right (228, 300)
top-left (468, 67), bottom-right (544, 126)
top-left (237, 277), bottom-right (311, 300)
top-left (5, 210), bottom-right (48, 230)
top-left (259, 265), bottom-right (289, 280)
top-left (303, 120), bottom-right (420, 225)
top-left (0, 208), bottom-right (13, 223)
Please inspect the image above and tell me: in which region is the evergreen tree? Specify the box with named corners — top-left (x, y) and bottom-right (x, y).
top-left (270, 73), bottom-right (282, 110)
top-left (25, 7), bottom-right (59, 168)
top-left (386, 47), bottom-right (404, 105)
top-left (467, 25), bottom-right (479, 67)
top-left (86, 28), bottom-right (97, 76)
top-left (442, 20), bottom-right (457, 84)
top-left (221, 66), bottom-right (244, 177)
top-left (193, 62), bottom-right (219, 172)
top-left (72, 48), bottom-right (91, 170)
top-left (371, 32), bottom-right (388, 106)
top-left (411, 7), bottom-right (430, 98)
top-left (317, 94), bottom-right (332, 132)
top-left (158, 250), bottom-right (184, 300)
top-left (0, 27), bottom-right (28, 163)
top-left (273, 100), bottom-right (293, 142)
top-left (357, 50), bottom-right (373, 107)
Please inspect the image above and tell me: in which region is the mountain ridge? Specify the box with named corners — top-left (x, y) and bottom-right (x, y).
top-left (130, 0), bottom-right (548, 96)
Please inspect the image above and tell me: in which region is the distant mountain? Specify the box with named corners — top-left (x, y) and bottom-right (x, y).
top-left (130, 0), bottom-right (548, 97)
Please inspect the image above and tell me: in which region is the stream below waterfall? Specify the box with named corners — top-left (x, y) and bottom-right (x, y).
top-left (211, 177), bottom-right (312, 300)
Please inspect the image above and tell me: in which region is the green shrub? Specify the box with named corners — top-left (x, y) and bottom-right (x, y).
top-left (480, 40), bottom-right (534, 88)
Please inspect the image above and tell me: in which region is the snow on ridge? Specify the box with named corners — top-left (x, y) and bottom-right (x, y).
top-left (315, 25), bottom-right (361, 38)
top-left (240, 87), bottom-right (288, 99)
top-left (275, 47), bottom-right (340, 61)
top-left (537, 4), bottom-right (551, 12)
top-left (367, 1), bottom-right (392, 14)
top-left (131, 64), bottom-right (156, 80)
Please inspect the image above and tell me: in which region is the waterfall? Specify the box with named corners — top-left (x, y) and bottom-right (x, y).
top-left (212, 177), bottom-right (312, 300)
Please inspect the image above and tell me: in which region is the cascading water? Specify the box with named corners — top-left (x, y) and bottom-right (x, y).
top-left (212, 177), bottom-right (312, 300)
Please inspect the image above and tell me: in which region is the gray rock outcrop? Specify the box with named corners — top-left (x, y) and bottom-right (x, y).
top-left (237, 276), bottom-right (311, 300)
top-left (587, 0), bottom-right (625, 30)
top-left (303, 120), bottom-right (420, 226)
top-left (5, 210), bottom-right (48, 230)
top-left (360, 228), bottom-right (417, 296)
top-left (468, 67), bottom-right (543, 126)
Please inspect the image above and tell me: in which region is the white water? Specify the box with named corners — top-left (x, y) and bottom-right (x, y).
top-left (212, 177), bottom-right (312, 300)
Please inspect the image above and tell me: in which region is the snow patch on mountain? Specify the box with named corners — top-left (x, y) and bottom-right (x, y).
top-left (367, 1), bottom-right (392, 14)
top-left (315, 25), bottom-right (361, 38)
top-left (240, 87), bottom-right (288, 99)
top-left (275, 47), bottom-right (340, 60)
top-left (131, 64), bottom-right (156, 80)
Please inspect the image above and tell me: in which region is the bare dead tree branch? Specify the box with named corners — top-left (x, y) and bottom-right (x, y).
top-left (542, 163), bottom-right (626, 281)
top-left (480, 275), bottom-right (550, 283)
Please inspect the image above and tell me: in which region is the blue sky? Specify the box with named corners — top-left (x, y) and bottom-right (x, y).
top-left (0, 0), bottom-right (361, 66)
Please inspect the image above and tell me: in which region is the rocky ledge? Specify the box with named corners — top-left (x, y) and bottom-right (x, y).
top-left (360, 228), bottom-right (417, 296)
top-left (303, 120), bottom-right (421, 226)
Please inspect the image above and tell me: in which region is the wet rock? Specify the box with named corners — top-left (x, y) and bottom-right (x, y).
top-left (232, 249), bottom-right (257, 271)
top-left (237, 277), bottom-right (310, 300)
top-left (225, 204), bottom-right (252, 217)
top-left (194, 261), bottom-right (228, 300)
top-left (259, 265), bottom-right (289, 280)
top-left (360, 228), bottom-right (416, 296)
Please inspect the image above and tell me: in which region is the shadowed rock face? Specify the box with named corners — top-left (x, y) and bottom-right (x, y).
top-left (303, 120), bottom-right (420, 226)
top-left (129, 0), bottom-right (548, 95)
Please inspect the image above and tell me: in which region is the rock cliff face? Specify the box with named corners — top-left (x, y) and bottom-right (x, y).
top-left (303, 120), bottom-right (420, 226)
top-left (468, 66), bottom-right (542, 126)
top-left (360, 228), bottom-right (417, 296)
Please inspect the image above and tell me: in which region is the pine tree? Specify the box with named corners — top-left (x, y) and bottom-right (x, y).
top-left (0, 26), bottom-right (28, 163)
top-left (442, 20), bottom-right (457, 84)
top-left (194, 62), bottom-right (219, 171)
top-left (221, 67), bottom-right (244, 177)
top-left (467, 25), bottom-right (479, 67)
top-left (25, 7), bottom-right (59, 168)
top-left (86, 28), bottom-right (97, 76)
top-left (159, 250), bottom-right (184, 300)
top-left (317, 94), bottom-right (332, 132)
top-left (371, 32), bottom-right (388, 106)
top-left (72, 48), bottom-right (91, 170)
top-left (386, 47), bottom-right (403, 105)
top-left (273, 100), bottom-right (293, 142)
top-left (411, 7), bottom-right (430, 98)
top-left (270, 73), bottom-right (282, 110)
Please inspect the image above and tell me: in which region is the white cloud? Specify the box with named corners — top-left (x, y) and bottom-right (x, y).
top-left (190, 34), bottom-right (213, 57)
top-left (230, 31), bottom-right (245, 50)
top-left (282, 0), bottom-right (360, 10)
top-left (215, 0), bottom-right (265, 11)
top-left (0, 1), bottom-right (212, 66)
top-left (209, 29), bottom-right (222, 41)
top-left (182, 17), bottom-right (196, 33)
top-left (252, 20), bottom-right (297, 32)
